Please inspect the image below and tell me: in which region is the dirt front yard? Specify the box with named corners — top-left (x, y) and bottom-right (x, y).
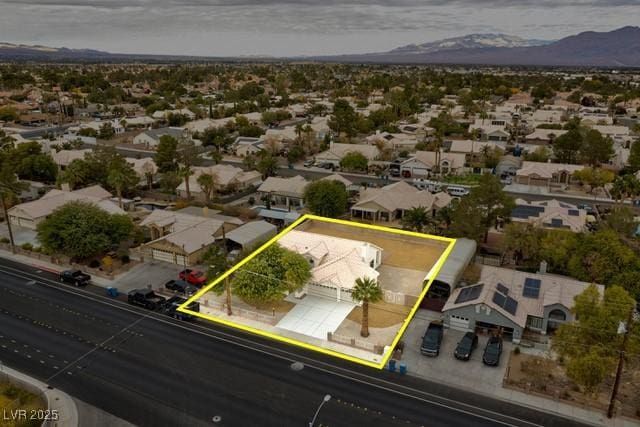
top-left (300, 220), bottom-right (448, 271)
top-left (506, 351), bottom-right (640, 419)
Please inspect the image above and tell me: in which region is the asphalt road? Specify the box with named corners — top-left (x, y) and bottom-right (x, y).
top-left (0, 257), bottom-right (591, 427)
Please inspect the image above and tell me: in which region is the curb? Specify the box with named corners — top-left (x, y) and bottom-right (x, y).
top-left (0, 364), bottom-right (78, 427)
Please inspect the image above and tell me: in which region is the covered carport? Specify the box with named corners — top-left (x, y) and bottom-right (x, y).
top-left (224, 220), bottom-right (277, 252)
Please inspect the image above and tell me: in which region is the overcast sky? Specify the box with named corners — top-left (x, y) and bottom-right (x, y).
top-left (0, 1), bottom-right (638, 57)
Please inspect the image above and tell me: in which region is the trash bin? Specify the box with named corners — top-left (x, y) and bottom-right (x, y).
top-left (106, 287), bottom-right (118, 297)
top-left (387, 359), bottom-right (396, 372)
top-left (399, 362), bottom-right (407, 375)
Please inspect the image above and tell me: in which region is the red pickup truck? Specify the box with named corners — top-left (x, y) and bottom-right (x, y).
top-left (178, 269), bottom-right (207, 287)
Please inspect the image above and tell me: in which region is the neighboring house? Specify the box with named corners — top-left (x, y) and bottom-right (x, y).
top-left (531, 109), bottom-right (564, 124)
top-left (176, 164), bottom-right (262, 201)
top-left (278, 229), bottom-right (383, 303)
top-left (8, 185), bottom-right (123, 230)
top-left (151, 108), bottom-right (196, 121)
top-left (139, 210), bottom-right (240, 266)
top-left (365, 131), bottom-right (418, 151)
top-left (448, 140), bottom-right (502, 165)
top-left (133, 127), bottom-right (186, 148)
top-left (320, 173), bottom-right (354, 190)
top-left (511, 199), bottom-right (588, 232)
top-left (400, 150), bottom-right (467, 177)
top-left (257, 176), bottom-right (308, 209)
top-left (524, 129), bottom-right (568, 145)
top-left (350, 181), bottom-right (452, 223)
top-left (515, 161), bottom-right (584, 187)
top-left (314, 142), bottom-right (380, 167)
top-left (126, 158), bottom-right (158, 184)
top-left (442, 265), bottom-right (603, 343)
top-left (224, 220), bottom-right (277, 251)
top-left (232, 136), bottom-right (264, 157)
top-left (50, 149), bottom-right (92, 169)
top-left (470, 119), bottom-right (510, 142)
top-left (579, 112), bottom-right (613, 125)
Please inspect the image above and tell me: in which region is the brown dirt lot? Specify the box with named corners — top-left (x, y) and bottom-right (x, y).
top-left (299, 220), bottom-right (448, 271)
top-left (346, 300), bottom-right (411, 328)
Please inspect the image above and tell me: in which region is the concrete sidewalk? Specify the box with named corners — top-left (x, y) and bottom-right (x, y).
top-left (0, 364), bottom-right (78, 427)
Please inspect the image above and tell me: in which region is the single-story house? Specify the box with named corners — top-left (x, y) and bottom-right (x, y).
top-left (314, 142), bottom-right (380, 168)
top-left (448, 140), bottom-right (502, 165)
top-left (126, 158), bottom-right (158, 184)
top-left (515, 161), bottom-right (584, 187)
top-left (176, 164), bottom-right (262, 201)
top-left (400, 150), bottom-right (467, 177)
top-left (278, 229), bottom-right (383, 303)
top-left (133, 127), bottom-right (186, 148)
top-left (232, 136), bottom-right (265, 157)
top-left (350, 181), bottom-right (452, 223)
top-left (511, 199), bottom-right (588, 232)
top-left (8, 185), bottom-right (124, 230)
top-left (524, 129), bottom-right (568, 145)
top-left (442, 265), bottom-right (603, 343)
top-left (257, 175), bottom-right (308, 209)
top-left (139, 210), bottom-right (240, 266)
top-left (50, 149), bottom-right (92, 169)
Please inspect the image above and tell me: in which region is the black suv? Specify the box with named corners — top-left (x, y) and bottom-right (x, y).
top-left (482, 336), bottom-right (503, 366)
top-left (59, 269), bottom-right (91, 286)
top-left (454, 332), bottom-right (478, 361)
top-left (165, 279), bottom-right (197, 296)
top-left (162, 296), bottom-right (200, 321)
top-left (420, 321), bottom-right (444, 357)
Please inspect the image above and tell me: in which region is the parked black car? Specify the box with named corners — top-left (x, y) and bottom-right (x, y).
top-left (127, 289), bottom-right (166, 310)
top-left (482, 336), bottom-right (503, 366)
top-left (454, 332), bottom-right (479, 361)
top-left (165, 279), bottom-right (197, 296)
top-left (59, 269), bottom-right (91, 286)
top-left (420, 321), bottom-right (444, 357)
top-left (162, 296), bottom-right (200, 321)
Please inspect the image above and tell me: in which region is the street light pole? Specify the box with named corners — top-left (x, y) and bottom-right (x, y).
top-left (309, 394), bottom-right (331, 427)
top-left (607, 308), bottom-right (634, 418)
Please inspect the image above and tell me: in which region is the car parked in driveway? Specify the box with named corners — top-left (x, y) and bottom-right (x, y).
top-left (482, 336), bottom-right (503, 366)
top-left (165, 279), bottom-right (197, 296)
top-left (454, 331), bottom-right (478, 361)
top-left (178, 269), bottom-right (207, 287)
top-left (420, 321), bottom-right (444, 357)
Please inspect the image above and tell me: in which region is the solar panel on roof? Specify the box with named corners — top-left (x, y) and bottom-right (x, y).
top-left (455, 284), bottom-right (484, 304)
top-left (550, 218), bottom-right (564, 227)
top-left (496, 283), bottom-right (509, 295)
top-left (492, 291), bottom-right (506, 307)
top-left (523, 278), bottom-right (541, 298)
top-left (504, 296), bottom-right (518, 315)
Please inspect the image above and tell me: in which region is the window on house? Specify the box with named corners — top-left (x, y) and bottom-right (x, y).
top-left (526, 315), bottom-right (544, 330)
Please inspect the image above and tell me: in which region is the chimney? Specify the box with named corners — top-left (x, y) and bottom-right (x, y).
top-left (538, 260), bottom-right (547, 274)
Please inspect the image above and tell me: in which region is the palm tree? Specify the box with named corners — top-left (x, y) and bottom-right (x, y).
top-left (303, 124), bottom-right (314, 153)
top-left (106, 160), bottom-right (138, 209)
top-left (295, 123), bottom-right (304, 143)
top-left (197, 172), bottom-right (219, 205)
top-left (178, 165), bottom-right (194, 200)
top-left (402, 206), bottom-right (433, 233)
top-left (351, 277), bottom-right (383, 338)
top-left (0, 163), bottom-right (28, 254)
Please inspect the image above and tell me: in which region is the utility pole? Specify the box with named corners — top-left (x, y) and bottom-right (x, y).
top-left (607, 308), bottom-right (634, 418)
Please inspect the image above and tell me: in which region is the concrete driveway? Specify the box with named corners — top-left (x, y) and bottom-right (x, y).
top-left (0, 224), bottom-right (40, 246)
top-left (113, 261), bottom-right (186, 293)
top-left (276, 295), bottom-right (355, 340)
top-left (398, 309), bottom-right (511, 395)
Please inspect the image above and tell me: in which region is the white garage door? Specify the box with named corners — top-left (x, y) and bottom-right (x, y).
top-left (449, 315), bottom-right (471, 331)
top-left (308, 283), bottom-right (337, 301)
top-left (152, 249), bottom-right (175, 264)
top-left (175, 255), bottom-right (188, 267)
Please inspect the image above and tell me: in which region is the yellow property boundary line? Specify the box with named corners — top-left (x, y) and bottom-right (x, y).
top-left (178, 213), bottom-right (456, 369)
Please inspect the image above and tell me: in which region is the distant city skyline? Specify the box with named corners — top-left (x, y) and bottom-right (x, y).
top-left (0, 1), bottom-right (638, 57)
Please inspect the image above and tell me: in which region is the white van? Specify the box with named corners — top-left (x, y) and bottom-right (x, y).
top-left (413, 178), bottom-right (442, 193)
top-left (446, 186), bottom-right (470, 197)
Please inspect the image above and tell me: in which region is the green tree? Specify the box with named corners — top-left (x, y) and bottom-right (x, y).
top-left (524, 146), bottom-right (551, 163)
top-left (573, 167), bottom-right (615, 196)
top-left (197, 172), bottom-right (218, 205)
top-left (176, 139), bottom-right (201, 200)
top-left (602, 206), bottom-right (636, 238)
top-left (106, 157), bottom-right (138, 208)
top-left (329, 99), bottom-right (357, 141)
top-left (0, 106), bottom-right (19, 122)
top-left (36, 201), bottom-right (133, 260)
top-left (553, 129), bottom-right (583, 164)
top-left (154, 135), bottom-right (179, 173)
top-left (232, 244), bottom-right (311, 305)
top-left (98, 122), bottom-right (115, 140)
top-left (552, 285), bottom-right (639, 395)
top-left (60, 158), bottom-right (93, 189)
top-left (610, 174), bottom-right (640, 204)
top-left (401, 206), bottom-right (433, 233)
top-left (501, 222), bottom-right (543, 266)
top-left (256, 152), bottom-right (279, 179)
top-left (0, 162), bottom-right (28, 253)
top-left (303, 180), bottom-right (348, 218)
top-left (580, 129), bottom-right (614, 166)
top-left (351, 277), bottom-right (383, 338)
top-left (339, 152), bottom-right (368, 172)
top-left (628, 140), bottom-right (640, 172)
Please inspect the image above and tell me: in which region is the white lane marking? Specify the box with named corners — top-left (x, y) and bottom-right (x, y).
top-left (0, 263), bottom-right (543, 427)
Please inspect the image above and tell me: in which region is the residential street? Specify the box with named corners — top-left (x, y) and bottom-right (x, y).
top-left (0, 256), bottom-right (590, 427)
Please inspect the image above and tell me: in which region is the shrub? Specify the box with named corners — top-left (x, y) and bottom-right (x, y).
top-left (248, 196), bottom-right (255, 206)
top-left (89, 259), bottom-right (100, 268)
top-left (0, 237), bottom-right (10, 244)
top-left (21, 242), bottom-right (33, 251)
top-left (121, 255), bottom-right (130, 264)
top-left (514, 346), bottom-right (521, 355)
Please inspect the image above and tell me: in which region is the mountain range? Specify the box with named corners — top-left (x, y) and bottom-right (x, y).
top-left (1, 26), bottom-right (639, 67)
